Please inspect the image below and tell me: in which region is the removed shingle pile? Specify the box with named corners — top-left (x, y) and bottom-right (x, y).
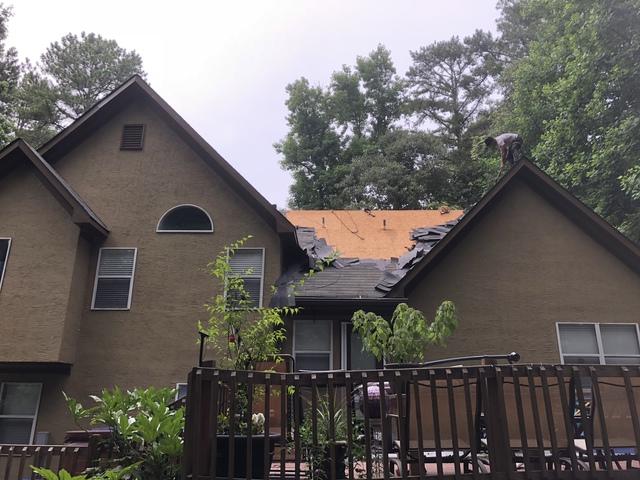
top-left (375, 220), bottom-right (459, 293)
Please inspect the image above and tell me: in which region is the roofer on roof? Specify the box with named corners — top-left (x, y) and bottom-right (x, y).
top-left (484, 133), bottom-right (523, 170)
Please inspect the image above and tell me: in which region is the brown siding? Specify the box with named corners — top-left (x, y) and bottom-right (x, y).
top-left (408, 179), bottom-right (640, 364)
top-left (0, 166), bottom-right (82, 363)
top-left (31, 99), bottom-right (283, 441)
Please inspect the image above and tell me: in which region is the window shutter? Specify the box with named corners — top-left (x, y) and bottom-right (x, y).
top-left (226, 249), bottom-right (264, 308)
top-left (92, 248), bottom-right (137, 309)
top-left (120, 124), bottom-right (145, 150)
top-left (229, 250), bottom-right (263, 277)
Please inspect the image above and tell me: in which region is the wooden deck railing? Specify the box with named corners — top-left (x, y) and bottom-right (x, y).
top-left (182, 364), bottom-right (640, 480)
top-left (0, 444), bottom-right (88, 479)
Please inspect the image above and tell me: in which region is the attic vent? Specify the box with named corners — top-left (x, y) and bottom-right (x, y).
top-left (120, 124), bottom-right (145, 150)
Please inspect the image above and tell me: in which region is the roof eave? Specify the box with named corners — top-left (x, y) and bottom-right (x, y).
top-left (1, 140), bottom-right (110, 241)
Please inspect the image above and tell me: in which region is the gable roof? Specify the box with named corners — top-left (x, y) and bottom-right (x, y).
top-left (0, 139), bottom-right (109, 240)
top-left (388, 159), bottom-right (640, 296)
top-left (285, 209), bottom-right (463, 259)
top-left (38, 75), bottom-right (296, 236)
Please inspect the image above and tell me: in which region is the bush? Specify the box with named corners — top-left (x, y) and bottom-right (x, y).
top-left (64, 387), bottom-right (183, 480)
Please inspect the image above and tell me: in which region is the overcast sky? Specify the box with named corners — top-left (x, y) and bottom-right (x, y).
top-left (7, 1), bottom-right (500, 208)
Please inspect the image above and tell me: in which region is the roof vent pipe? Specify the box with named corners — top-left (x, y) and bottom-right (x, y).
top-left (383, 219), bottom-right (387, 230)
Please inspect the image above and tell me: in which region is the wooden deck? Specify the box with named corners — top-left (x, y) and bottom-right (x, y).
top-left (182, 364), bottom-right (640, 479)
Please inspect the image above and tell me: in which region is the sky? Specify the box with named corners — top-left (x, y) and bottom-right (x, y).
top-left (7, 1), bottom-right (500, 208)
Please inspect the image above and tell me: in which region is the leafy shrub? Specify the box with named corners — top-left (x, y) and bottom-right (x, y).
top-left (64, 387), bottom-right (183, 480)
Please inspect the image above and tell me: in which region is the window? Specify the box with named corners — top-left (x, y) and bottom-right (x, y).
top-left (120, 124), bottom-right (145, 150)
top-left (0, 383), bottom-right (42, 444)
top-left (557, 323), bottom-right (640, 365)
top-left (227, 248), bottom-right (264, 308)
top-left (92, 248), bottom-right (137, 310)
top-left (157, 205), bottom-right (213, 233)
top-left (0, 238), bottom-right (10, 291)
top-left (341, 323), bottom-right (377, 370)
top-left (294, 320), bottom-right (332, 371)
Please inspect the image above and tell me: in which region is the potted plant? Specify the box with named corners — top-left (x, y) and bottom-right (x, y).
top-left (199, 236), bottom-right (310, 479)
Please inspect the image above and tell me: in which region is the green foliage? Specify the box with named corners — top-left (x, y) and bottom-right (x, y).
top-left (40, 32), bottom-right (145, 121)
top-left (352, 301), bottom-right (457, 364)
top-left (0, 18), bottom-right (146, 148)
top-left (0, 3), bottom-right (19, 145)
top-left (199, 236), bottom-right (300, 371)
top-left (63, 388), bottom-right (183, 480)
top-left (277, 39), bottom-right (498, 210)
top-left (31, 463), bottom-right (140, 480)
top-left (495, 0), bottom-right (640, 241)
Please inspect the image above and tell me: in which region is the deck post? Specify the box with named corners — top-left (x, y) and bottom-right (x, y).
top-left (483, 365), bottom-right (512, 474)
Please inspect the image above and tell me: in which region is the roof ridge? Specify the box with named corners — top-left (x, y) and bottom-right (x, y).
top-left (37, 75), bottom-right (296, 236)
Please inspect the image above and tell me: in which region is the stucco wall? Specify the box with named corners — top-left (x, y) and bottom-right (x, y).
top-left (0, 166), bottom-right (82, 362)
top-left (28, 99), bottom-right (283, 441)
top-left (407, 179), bottom-right (640, 364)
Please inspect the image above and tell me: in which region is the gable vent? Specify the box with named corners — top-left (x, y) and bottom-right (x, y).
top-left (120, 124), bottom-right (145, 150)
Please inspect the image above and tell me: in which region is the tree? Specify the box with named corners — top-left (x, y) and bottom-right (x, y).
top-left (407, 31), bottom-right (500, 207)
top-left (339, 130), bottom-right (450, 209)
top-left (277, 46), bottom-right (407, 209)
top-left (352, 301), bottom-right (457, 364)
top-left (495, 0), bottom-right (640, 241)
top-left (12, 32), bottom-right (146, 146)
top-left (0, 3), bottom-right (19, 144)
top-left (355, 44), bottom-right (404, 140)
top-left (275, 78), bottom-right (345, 209)
top-left (41, 32), bottom-right (145, 121)
top-left (407, 31), bottom-right (497, 150)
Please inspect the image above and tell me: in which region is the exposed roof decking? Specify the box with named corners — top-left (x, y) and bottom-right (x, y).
top-left (286, 209), bottom-right (463, 259)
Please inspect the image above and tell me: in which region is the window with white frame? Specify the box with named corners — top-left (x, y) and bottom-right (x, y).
top-left (294, 320), bottom-right (332, 371)
top-left (0, 238), bottom-right (10, 291)
top-left (0, 383), bottom-right (42, 444)
top-left (557, 323), bottom-right (640, 365)
top-left (156, 205), bottom-right (213, 233)
top-left (92, 248), bottom-right (137, 310)
top-left (226, 248), bottom-right (264, 309)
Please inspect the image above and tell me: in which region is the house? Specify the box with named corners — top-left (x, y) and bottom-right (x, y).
top-left (0, 76), bottom-right (302, 444)
top-left (1, 76), bottom-right (639, 446)
top-left (281, 160), bottom-right (640, 373)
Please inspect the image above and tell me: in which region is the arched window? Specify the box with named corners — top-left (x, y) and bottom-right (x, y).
top-left (156, 205), bottom-right (213, 233)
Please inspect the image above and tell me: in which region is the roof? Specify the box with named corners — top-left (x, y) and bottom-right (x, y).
top-left (38, 75), bottom-right (296, 237)
top-left (295, 259), bottom-right (388, 299)
top-left (0, 139), bottom-right (109, 240)
top-left (285, 209), bottom-right (463, 259)
top-left (387, 159), bottom-right (640, 296)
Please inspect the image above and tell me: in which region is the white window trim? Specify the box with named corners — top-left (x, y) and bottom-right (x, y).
top-left (0, 382), bottom-right (43, 444)
top-left (293, 320), bottom-right (333, 371)
top-left (0, 237), bottom-right (11, 292)
top-left (556, 322), bottom-right (640, 365)
top-left (224, 247), bottom-right (265, 308)
top-left (341, 322), bottom-right (348, 370)
top-left (156, 204), bottom-right (214, 233)
top-left (175, 383), bottom-right (188, 401)
top-left (91, 247), bottom-right (138, 311)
